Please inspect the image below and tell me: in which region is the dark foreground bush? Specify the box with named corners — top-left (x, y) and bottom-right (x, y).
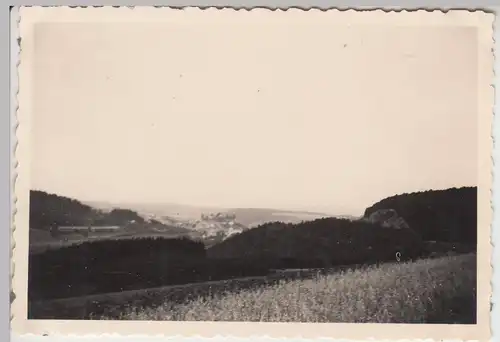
top-left (28, 236), bottom-right (207, 300)
top-left (29, 235), bottom-right (316, 301)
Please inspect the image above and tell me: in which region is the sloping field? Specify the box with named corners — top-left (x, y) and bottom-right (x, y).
top-left (30, 254), bottom-right (476, 323)
top-left (116, 253), bottom-right (476, 323)
top-left (29, 270), bottom-right (323, 319)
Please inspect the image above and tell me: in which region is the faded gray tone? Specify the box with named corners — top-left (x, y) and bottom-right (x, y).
top-left (12, 7), bottom-right (495, 339)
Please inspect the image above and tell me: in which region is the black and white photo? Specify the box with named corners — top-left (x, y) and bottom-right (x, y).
top-left (12, 7), bottom-right (494, 340)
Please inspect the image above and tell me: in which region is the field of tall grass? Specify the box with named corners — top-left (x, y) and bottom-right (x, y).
top-left (113, 253), bottom-right (476, 323)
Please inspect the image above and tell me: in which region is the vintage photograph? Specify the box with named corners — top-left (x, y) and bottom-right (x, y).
top-left (12, 7), bottom-right (494, 340)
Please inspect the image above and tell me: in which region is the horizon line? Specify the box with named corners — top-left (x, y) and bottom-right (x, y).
top-left (29, 184), bottom-right (478, 218)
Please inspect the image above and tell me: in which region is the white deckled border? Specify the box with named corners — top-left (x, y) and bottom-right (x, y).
top-left (11, 6), bottom-right (495, 341)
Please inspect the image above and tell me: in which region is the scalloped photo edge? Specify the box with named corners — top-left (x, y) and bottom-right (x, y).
top-left (11, 6), bottom-right (495, 340)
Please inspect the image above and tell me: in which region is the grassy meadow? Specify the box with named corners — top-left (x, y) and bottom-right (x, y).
top-left (109, 253), bottom-right (476, 323)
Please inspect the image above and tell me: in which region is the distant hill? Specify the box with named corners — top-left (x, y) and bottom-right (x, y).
top-left (89, 201), bottom-right (336, 227)
top-left (86, 201), bottom-right (341, 243)
top-left (228, 208), bottom-right (334, 227)
top-left (363, 187), bottom-right (477, 245)
top-left (86, 201), bottom-right (224, 221)
top-left (30, 190), bottom-right (105, 229)
top-left (29, 190), bottom-right (192, 247)
top-left (30, 190), bottom-right (152, 229)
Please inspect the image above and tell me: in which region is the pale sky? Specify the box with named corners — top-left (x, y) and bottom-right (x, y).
top-left (31, 21), bottom-right (478, 216)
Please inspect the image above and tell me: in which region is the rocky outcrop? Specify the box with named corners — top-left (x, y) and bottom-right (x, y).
top-left (363, 209), bottom-right (411, 230)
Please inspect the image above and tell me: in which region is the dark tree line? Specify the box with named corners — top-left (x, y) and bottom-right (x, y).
top-left (364, 187), bottom-right (477, 245)
top-left (29, 236), bottom-right (297, 301)
top-left (29, 237), bottom-right (207, 300)
top-left (30, 190), bottom-right (145, 229)
top-left (30, 190), bottom-right (96, 228)
top-left (207, 217), bottom-right (425, 266)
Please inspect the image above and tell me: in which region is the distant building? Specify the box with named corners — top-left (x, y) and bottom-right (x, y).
top-left (56, 226), bottom-right (121, 233)
top-left (57, 226), bottom-right (91, 232)
top-left (201, 212), bottom-right (236, 221)
top-left (89, 226), bottom-right (121, 232)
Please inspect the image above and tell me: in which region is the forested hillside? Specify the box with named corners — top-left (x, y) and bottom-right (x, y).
top-left (207, 217), bottom-right (424, 267)
top-left (208, 187), bottom-right (478, 267)
top-left (364, 187), bottom-right (477, 245)
top-left (30, 190), bottom-right (145, 229)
